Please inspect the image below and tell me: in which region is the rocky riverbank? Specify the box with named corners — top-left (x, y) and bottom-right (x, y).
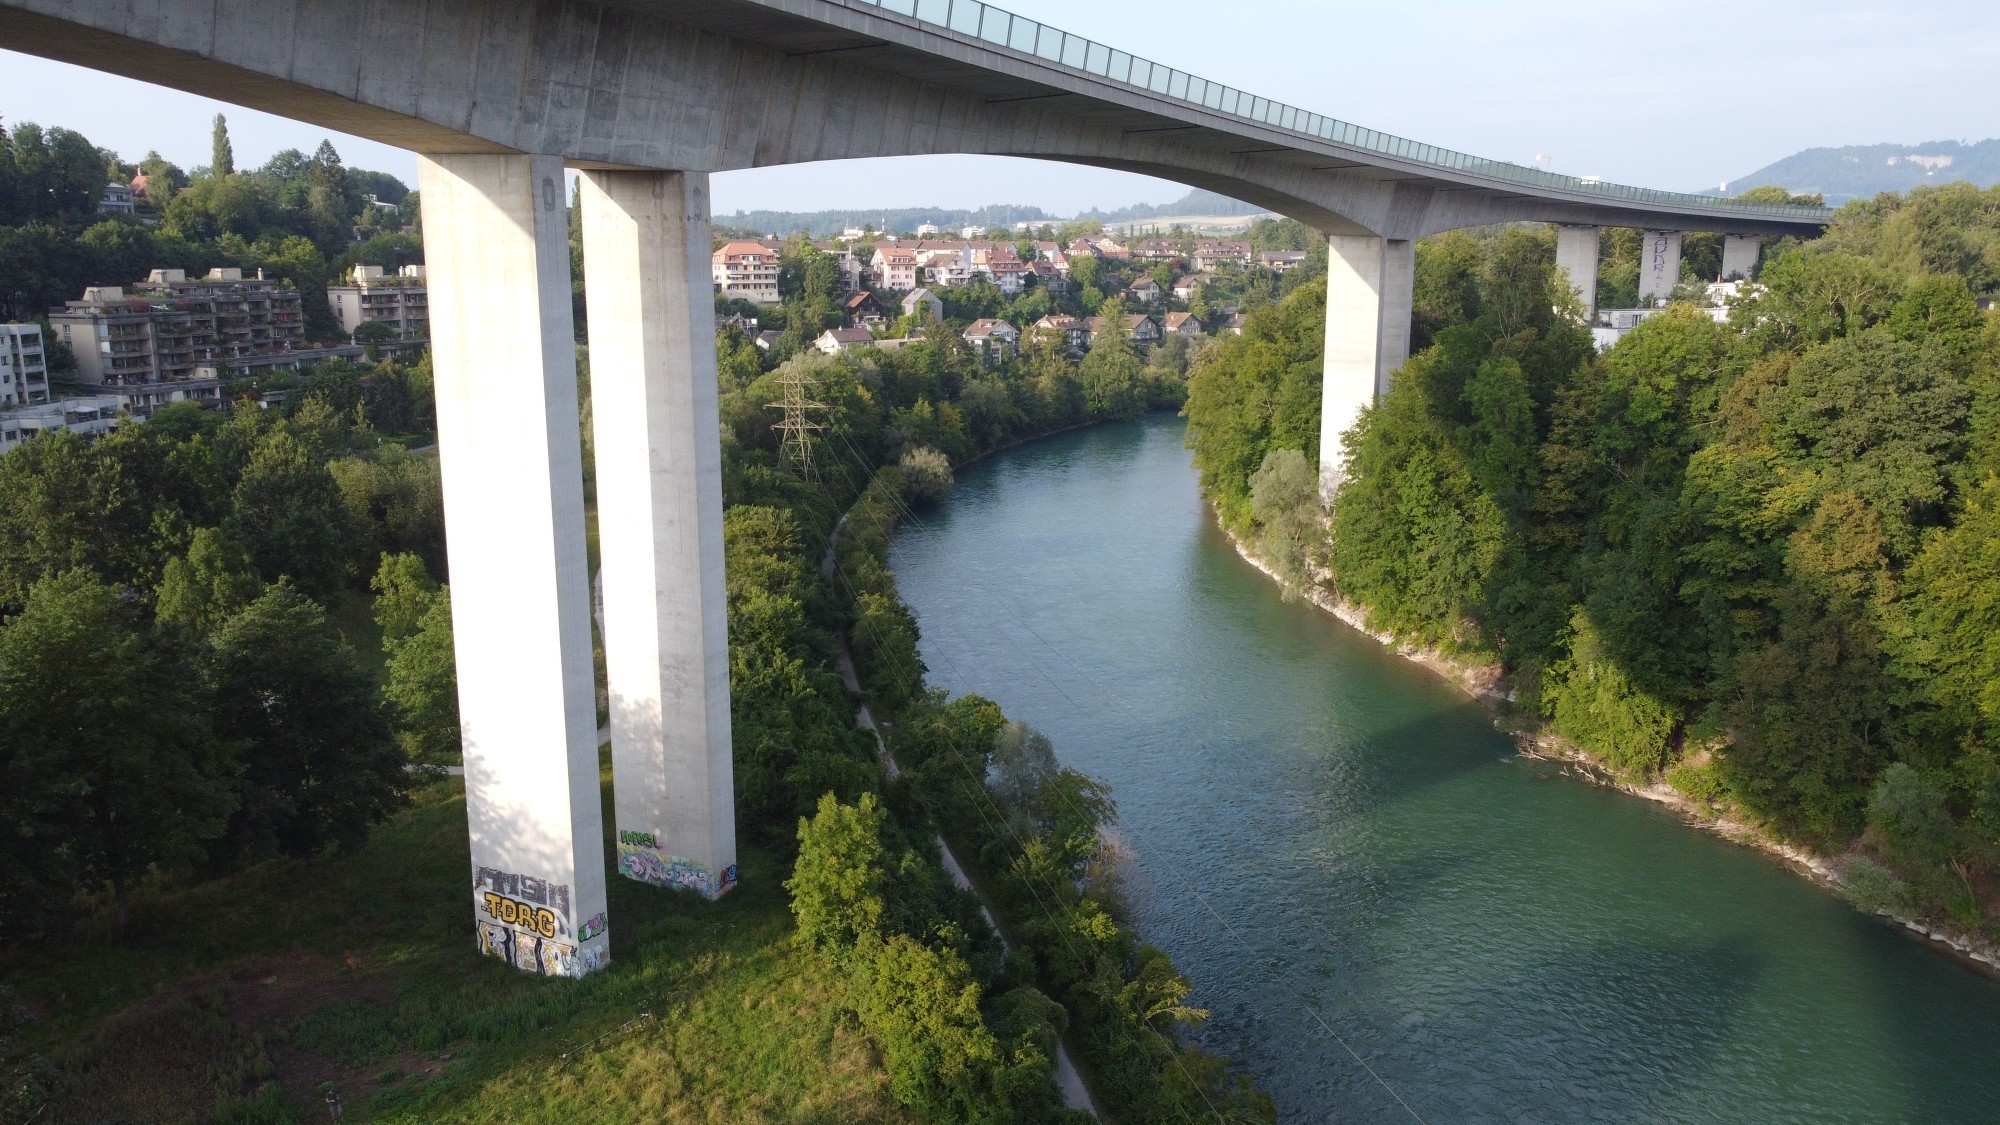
top-left (1221, 520), bottom-right (2000, 981)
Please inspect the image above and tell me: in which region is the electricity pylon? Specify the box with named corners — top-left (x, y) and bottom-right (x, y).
top-left (766, 365), bottom-right (830, 481)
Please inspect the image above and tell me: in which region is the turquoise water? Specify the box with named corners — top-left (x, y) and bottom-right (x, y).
top-left (887, 414), bottom-right (2000, 1123)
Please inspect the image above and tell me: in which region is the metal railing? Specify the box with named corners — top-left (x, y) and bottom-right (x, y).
top-left (839, 0), bottom-right (1830, 221)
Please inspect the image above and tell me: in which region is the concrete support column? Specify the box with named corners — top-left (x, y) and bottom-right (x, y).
top-left (579, 169), bottom-right (737, 899)
top-left (1319, 234), bottom-right (1414, 502)
top-left (1721, 234), bottom-right (1761, 281)
top-left (1638, 229), bottom-right (1684, 306)
top-left (419, 153), bottom-right (609, 977)
top-left (1555, 225), bottom-right (1601, 321)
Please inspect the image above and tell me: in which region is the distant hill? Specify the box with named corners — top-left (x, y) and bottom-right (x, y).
top-left (713, 187), bottom-right (1262, 238)
top-left (1707, 140), bottom-right (2000, 205)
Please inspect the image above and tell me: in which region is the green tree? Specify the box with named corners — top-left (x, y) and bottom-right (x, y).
top-left (787, 791), bottom-right (888, 960)
top-left (1079, 299), bottom-right (1145, 420)
top-left (210, 113), bottom-right (234, 176)
top-left (0, 571), bottom-right (229, 928)
top-left (383, 588), bottom-right (460, 765)
top-left (208, 582), bottom-right (406, 860)
top-left (370, 551), bottom-right (438, 641)
top-left (230, 427), bottom-right (350, 598)
top-left (155, 526), bottom-right (261, 636)
top-left (1247, 449), bottom-right (1321, 598)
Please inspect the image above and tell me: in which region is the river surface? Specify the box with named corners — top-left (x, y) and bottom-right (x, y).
top-left (887, 413), bottom-right (2000, 1124)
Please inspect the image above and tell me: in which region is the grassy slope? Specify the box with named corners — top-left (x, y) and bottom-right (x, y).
top-left (6, 752), bottom-right (908, 1124)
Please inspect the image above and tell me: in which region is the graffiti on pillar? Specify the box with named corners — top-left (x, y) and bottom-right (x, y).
top-left (473, 866), bottom-right (598, 977)
top-left (617, 830), bottom-right (739, 898)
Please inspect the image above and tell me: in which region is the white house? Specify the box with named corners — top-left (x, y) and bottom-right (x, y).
top-left (815, 326), bottom-right (875, 355)
top-left (872, 247), bottom-right (920, 290)
top-left (962, 318), bottom-right (1019, 363)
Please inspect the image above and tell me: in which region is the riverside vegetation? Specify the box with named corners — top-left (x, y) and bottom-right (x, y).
top-left (0, 203), bottom-right (1276, 1117)
top-left (1183, 182), bottom-right (2000, 952)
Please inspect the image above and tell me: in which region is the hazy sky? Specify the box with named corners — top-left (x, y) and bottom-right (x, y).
top-left (4, 0), bottom-right (1995, 217)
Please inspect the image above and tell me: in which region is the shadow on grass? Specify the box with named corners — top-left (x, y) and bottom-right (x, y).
top-left (7, 752), bottom-right (909, 1124)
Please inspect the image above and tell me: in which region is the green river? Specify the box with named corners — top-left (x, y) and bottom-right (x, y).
top-left (886, 413), bottom-right (2000, 1123)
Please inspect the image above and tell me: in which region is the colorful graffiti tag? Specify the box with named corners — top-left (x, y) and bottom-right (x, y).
top-left (615, 831), bottom-right (738, 898)
top-left (472, 866), bottom-right (601, 977)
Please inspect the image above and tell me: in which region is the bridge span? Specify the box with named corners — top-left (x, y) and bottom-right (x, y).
top-left (0, 0), bottom-right (1831, 976)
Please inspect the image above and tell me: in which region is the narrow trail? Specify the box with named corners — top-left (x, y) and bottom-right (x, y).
top-left (822, 512), bottom-right (1104, 1120)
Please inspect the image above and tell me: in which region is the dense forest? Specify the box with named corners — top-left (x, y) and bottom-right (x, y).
top-left (1184, 181), bottom-right (2000, 944)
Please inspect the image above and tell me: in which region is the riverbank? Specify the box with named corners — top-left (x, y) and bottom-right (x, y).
top-left (1220, 519), bottom-right (2000, 981)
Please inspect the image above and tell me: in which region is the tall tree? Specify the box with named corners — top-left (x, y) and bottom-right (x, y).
top-left (210, 113), bottom-right (234, 176)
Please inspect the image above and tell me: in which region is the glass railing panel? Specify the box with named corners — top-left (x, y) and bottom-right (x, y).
top-left (979, 7), bottom-right (1010, 44)
top-left (1035, 24), bottom-right (1062, 61)
top-left (916, 0), bottom-right (948, 23)
top-left (1129, 58), bottom-right (1151, 87)
top-left (1009, 17), bottom-right (1038, 52)
top-left (948, 0), bottom-right (981, 35)
top-left (1168, 71), bottom-right (1188, 99)
top-left (1149, 66), bottom-right (1172, 94)
top-left (1086, 42), bottom-right (1109, 74)
top-left (1108, 49), bottom-right (1131, 82)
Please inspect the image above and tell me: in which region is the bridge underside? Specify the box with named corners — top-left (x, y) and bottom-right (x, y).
top-left (0, 0), bottom-right (1827, 978)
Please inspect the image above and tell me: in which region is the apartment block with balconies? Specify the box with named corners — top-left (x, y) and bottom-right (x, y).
top-left (48, 268), bottom-right (356, 415)
top-left (327, 263), bottom-right (431, 341)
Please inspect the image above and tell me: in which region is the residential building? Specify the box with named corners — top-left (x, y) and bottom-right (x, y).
top-left (901, 288), bottom-right (943, 323)
top-left (872, 247), bottom-right (920, 290)
top-left (753, 329), bottom-right (784, 351)
top-left (1194, 241), bottom-right (1253, 270)
top-left (711, 240), bottom-right (781, 304)
top-left (1031, 314), bottom-right (1088, 353)
top-left (1084, 313), bottom-right (1161, 347)
top-left (0, 394), bottom-right (125, 453)
top-left (841, 227), bottom-right (867, 240)
top-left (1172, 275), bottom-right (1208, 301)
top-left (1127, 277), bottom-right (1162, 305)
top-left (49, 268), bottom-right (353, 412)
top-left (98, 182), bottom-right (136, 214)
top-left (1258, 250), bottom-right (1308, 272)
top-left (815, 326), bottom-right (875, 355)
top-left (843, 291), bottom-right (888, 326)
top-left (1031, 260), bottom-right (1070, 293)
top-left (1132, 238), bottom-right (1181, 262)
top-left (0, 324), bottom-right (51, 407)
top-left (924, 246), bottom-right (976, 287)
top-left (963, 318), bottom-right (1019, 362)
top-left (975, 247), bottom-right (1027, 294)
top-left (1162, 311), bottom-right (1203, 337)
top-left (960, 225), bottom-right (984, 239)
top-left (327, 263), bottom-right (430, 341)
top-left (915, 223), bottom-right (940, 236)
top-left (1223, 311), bottom-right (1248, 334)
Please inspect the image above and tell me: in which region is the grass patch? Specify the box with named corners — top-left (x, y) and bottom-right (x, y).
top-left (5, 757), bottom-right (907, 1123)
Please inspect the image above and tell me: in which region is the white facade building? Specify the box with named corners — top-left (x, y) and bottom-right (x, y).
top-left (0, 324), bottom-right (51, 408)
top-left (711, 241), bottom-right (781, 304)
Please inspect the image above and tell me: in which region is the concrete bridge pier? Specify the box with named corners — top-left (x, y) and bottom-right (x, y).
top-left (1639, 229), bottom-right (1685, 306)
top-left (1556, 225), bottom-right (1602, 321)
top-left (421, 153), bottom-right (611, 978)
top-left (1722, 234), bottom-right (1762, 281)
top-left (1318, 234), bottom-right (1414, 502)
top-left (579, 170), bottom-right (738, 900)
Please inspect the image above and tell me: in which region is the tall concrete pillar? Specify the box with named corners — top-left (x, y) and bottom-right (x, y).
top-left (1555, 225), bottom-right (1601, 321)
top-left (419, 153), bottom-right (609, 977)
top-left (1319, 234), bottom-right (1414, 501)
top-left (1721, 234), bottom-right (1761, 281)
top-left (578, 169), bottom-right (737, 899)
top-left (1638, 229), bottom-right (1684, 306)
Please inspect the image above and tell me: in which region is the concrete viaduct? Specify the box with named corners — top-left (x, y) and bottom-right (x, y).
top-left (1, 0), bottom-right (1831, 976)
